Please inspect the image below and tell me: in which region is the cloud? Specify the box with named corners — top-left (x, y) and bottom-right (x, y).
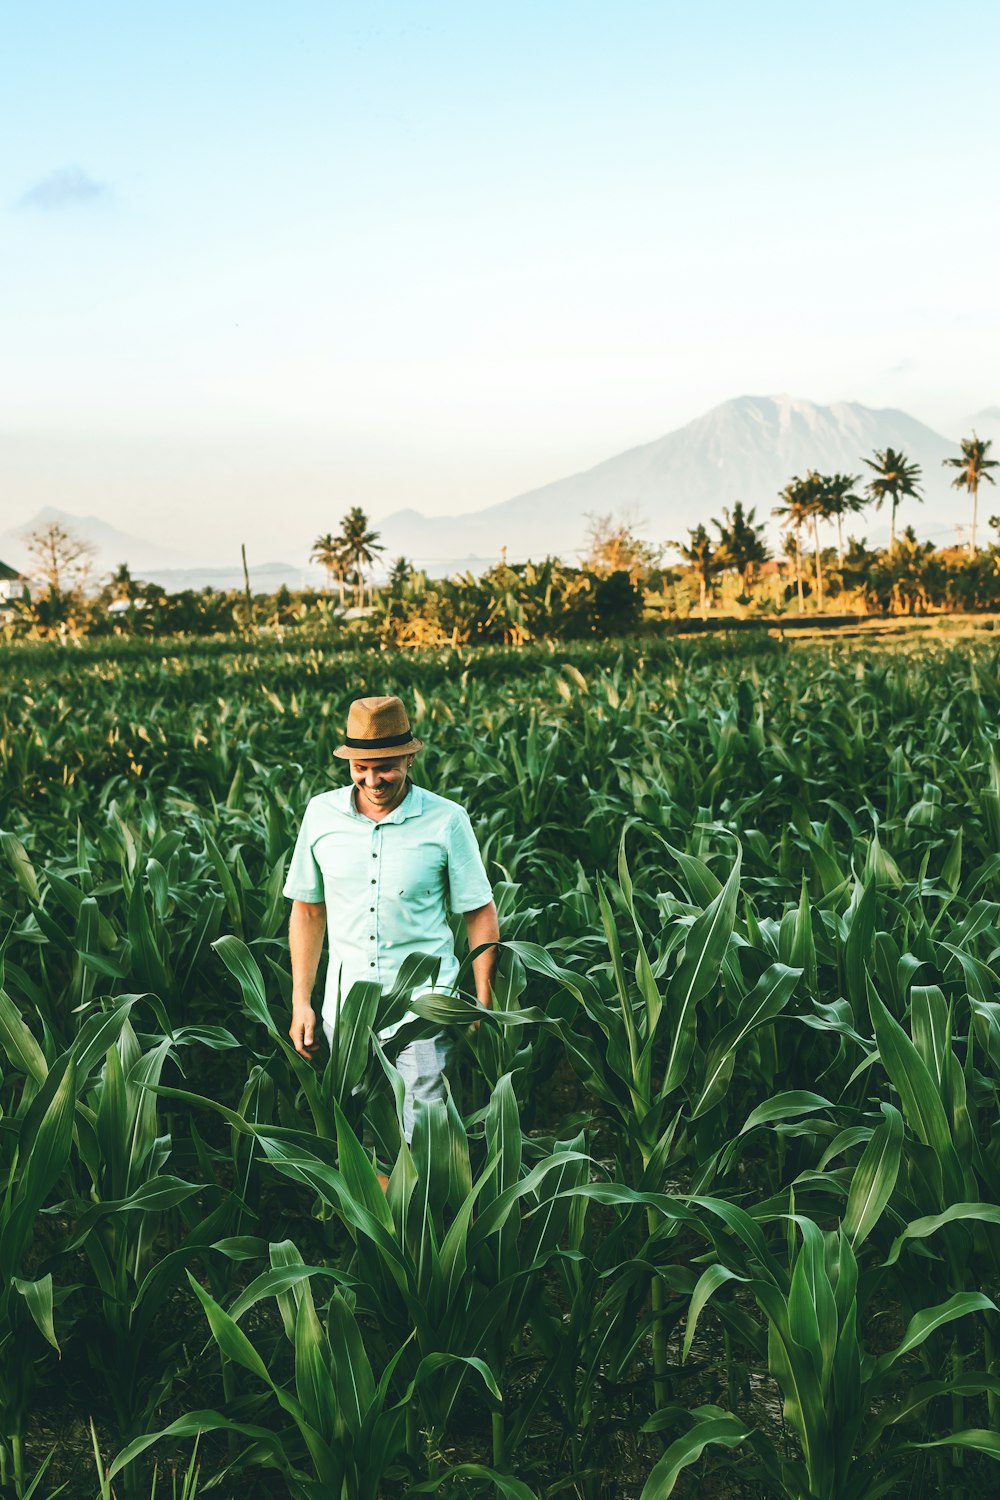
top-left (887, 356), bottom-right (917, 376)
top-left (18, 165), bottom-right (110, 211)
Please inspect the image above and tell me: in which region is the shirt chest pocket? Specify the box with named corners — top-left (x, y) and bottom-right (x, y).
top-left (383, 836), bottom-right (447, 904)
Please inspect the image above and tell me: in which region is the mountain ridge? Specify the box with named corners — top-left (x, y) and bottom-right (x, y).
top-left (1, 395), bottom-right (989, 587)
top-left (380, 395), bottom-right (964, 562)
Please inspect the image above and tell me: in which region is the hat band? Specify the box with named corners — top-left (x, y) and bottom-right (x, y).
top-left (344, 729), bottom-right (414, 749)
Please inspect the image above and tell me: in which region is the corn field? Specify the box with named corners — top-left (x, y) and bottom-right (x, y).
top-left (2, 632), bottom-right (1000, 1499)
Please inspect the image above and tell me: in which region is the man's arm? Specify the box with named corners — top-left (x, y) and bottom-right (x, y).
top-left (464, 899), bottom-right (500, 1010)
top-left (289, 899), bottom-right (327, 1057)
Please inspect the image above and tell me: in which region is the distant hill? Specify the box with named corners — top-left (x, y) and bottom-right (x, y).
top-left (382, 395), bottom-right (967, 563)
top-left (0, 508), bottom-right (327, 593)
top-left (961, 408), bottom-right (1000, 447)
top-left (0, 506), bottom-right (192, 576)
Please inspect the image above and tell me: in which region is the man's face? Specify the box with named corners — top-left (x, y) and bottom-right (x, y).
top-left (349, 754), bottom-right (413, 812)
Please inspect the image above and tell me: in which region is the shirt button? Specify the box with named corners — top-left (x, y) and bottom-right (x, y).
top-left (369, 906), bottom-right (374, 912)
top-left (370, 962), bottom-right (375, 968)
top-left (370, 879), bottom-right (376, 885)
top-left (372, 852), bottom-right (377, 859)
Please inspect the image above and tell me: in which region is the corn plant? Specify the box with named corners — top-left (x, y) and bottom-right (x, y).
top-left (502, 835), bottom-right (801, 1410)
top-left (0, 979), bottom-right (75, 1492)
top-left (4, 634), bottom-right (1000, 1493)
top-left (680, 1207), bottom-right (1000, 1500)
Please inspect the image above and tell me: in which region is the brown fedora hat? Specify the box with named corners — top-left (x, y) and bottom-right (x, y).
top-left (332, 695), bottom-right (424, 760)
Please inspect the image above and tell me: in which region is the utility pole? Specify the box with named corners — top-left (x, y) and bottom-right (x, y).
top-left (241, 543), bottom-right (253, 626)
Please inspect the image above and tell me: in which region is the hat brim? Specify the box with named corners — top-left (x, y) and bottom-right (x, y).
top-left (332, 737), bottom-right (423, 760)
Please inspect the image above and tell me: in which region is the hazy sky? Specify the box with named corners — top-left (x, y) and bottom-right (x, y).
top-left (2, 1), bottom-right (998, 563)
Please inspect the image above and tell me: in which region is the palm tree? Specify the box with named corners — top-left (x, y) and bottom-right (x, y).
top-left (338, 507), bottom-right (384, 607)
top-left (310, 532), bottom-right (348, 606)
top-left (673, 524), bottom-right (718, 616)
top-left (818, 472), bottom-right (864, 566)
top-left (943, 432), bottom-right (998, 554)
top-left (711, 501), bottom-right (770, 594)
top-left (862, 448), bottom-right (922, 558)
top-left (773, 476), bottom-right (814, 612)
top-left (388, 556), bottom-right (414, 597)
top-left (109, 562), bottom-right (138, 602)
top-left (799, 471), bottom-right (830, 610)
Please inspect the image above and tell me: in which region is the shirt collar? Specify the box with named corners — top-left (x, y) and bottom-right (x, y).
top-left (337, 780), bottom-right (424, 824)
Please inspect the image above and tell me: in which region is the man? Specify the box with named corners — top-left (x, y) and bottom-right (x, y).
top-left (283, 694), bottom-right (499, 1140)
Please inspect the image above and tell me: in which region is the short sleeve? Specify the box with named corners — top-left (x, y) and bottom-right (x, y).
top-left (282, 800), bottom-right (325, 903)
top-left (446, 807), bottom-right (493, 914)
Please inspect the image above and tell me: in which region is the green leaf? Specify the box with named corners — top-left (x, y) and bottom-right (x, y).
top-left (107, 1410), bottom-right (287, 1480)
top-left (328, 1289), bottom-right (376, 1438)
top-left (662, 847), bottom-right (742, 1097)
top-left (867, 984), bottom-right (964, 1200)
top-left (843, 1103), bottom-right (903, 1248)
top-left (2, 1056), bottom-right (76, 1268)
top-left (907, 1429), bottom-right (1000, 1461)
top-left (619, 830), bottom-right (662, 1033)
top-left (70, 998), bottom-right (138, 1081)
top-left (683, 1264), bottom-right (746, 1362)
top-left (13, 1273), bottom-right (59, 1352)
top-left (227, 1262), bottom-right (348, 1324)
top-left (204, 830), bottom-right (244, 935)
top-left (213, 935), bottom-right (272, 1030)
top-left (1, 831), bottom-right (40, 901)
top-left (884, 1203), bottom-right (1000, 1267)
top-left (407, 1351), bottom-right (502, 1405)
top-left (877, 1292), bottom-right (996, 1372)
top-left (127, 874), bottom-right (169, 994)
top-left (941, 826), bottom-right (963, 893)
top-left (186, 1271), bottom-right (276, 1389)
top-left (0, 980), bottom-right (48, 1086)
top-left (408, 1466), bottom-right (540, 1498)
top-left (863, 1376), bottom-right (1000, 1449)
top-left (595, 873), bottom-right (640, 1073)
top-left (692, 964), bottom-right (799, 1119)
top-left (293, 1288), bottom-right (337, 1442)
top-left (329, 979), bottom-right (380, 1097)
top-left (666, 844), bottom-right (724, 906)
top-left (739, 1091), bottom-right (833, 1135)
top-left (638, 1415), bottom-right (752, 1499)
top-left (844, 879), bottom-right (876, 1017)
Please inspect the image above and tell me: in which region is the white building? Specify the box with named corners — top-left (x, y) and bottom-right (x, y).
top-left (0, 561), bottom-right (28, 612)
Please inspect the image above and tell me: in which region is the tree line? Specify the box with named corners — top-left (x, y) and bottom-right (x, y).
top-left (3, 435), bottom-right (998, 644)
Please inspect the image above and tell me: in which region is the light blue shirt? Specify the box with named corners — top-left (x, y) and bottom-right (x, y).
top-left (283, 781), bottom-right (493, 1029)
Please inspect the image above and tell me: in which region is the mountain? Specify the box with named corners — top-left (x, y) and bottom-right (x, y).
top-left (0, 507), bottom-right (331, 593)
top-left (960, 408), bottom-right (1000, 446)
top-left (2, 397), bottom-right (985, 587)
top-left (0, 506), bottom-right (193, 575)
top-left (382, 395), bottom-right (966, 564)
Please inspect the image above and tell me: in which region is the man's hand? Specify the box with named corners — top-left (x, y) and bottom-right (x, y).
top-left (289, 1005), bottom-right (319, 1058)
